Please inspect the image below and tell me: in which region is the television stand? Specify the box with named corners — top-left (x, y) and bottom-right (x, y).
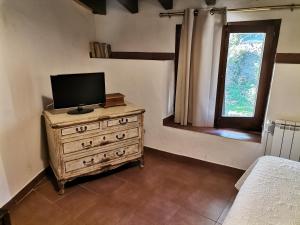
top-left (43, 103), bottom-right (145, 194)
top-left (67, 106), bottom-right (94, 115)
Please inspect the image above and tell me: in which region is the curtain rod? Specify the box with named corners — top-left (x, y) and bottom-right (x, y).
top-left (159, 4), bottom-right (300, 17)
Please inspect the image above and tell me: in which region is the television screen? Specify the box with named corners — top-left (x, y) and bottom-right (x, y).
top-left (50, 72), bottom-right (106, 110)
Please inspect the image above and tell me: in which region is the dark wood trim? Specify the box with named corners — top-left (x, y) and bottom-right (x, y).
top-left (117, 0), bottom-right (138, 14)
top-left (205, 0), bottom-right (216, 6)
top-left (2, 167), bottom-right (49, 210)
top-left (158, 0), bottom-right (173, 10)
top-left (144, 146), bottom-right (245, 174)
top-left (276, 53), bottom-right (300, 64)
top-left (110, 52), bottom-right (175, 60)
top-left (214, 19), bottom-right (281, 131)
top-left (0, 209), bottom-right (11, 225)
top-left (163, 115), bottom-right (261, 143)
top-left (75, 0), bottom-right (106, 15)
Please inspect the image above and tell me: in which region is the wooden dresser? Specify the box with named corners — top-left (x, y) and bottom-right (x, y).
top-left (43, 103), bottom-right (145, 194)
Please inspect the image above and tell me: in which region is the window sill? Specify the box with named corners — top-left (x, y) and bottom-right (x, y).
top-left (163, 115), bottom-right (261, 143)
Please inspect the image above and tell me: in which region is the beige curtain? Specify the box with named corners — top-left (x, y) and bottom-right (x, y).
top-left (174, 9), bottom-right (223, 127)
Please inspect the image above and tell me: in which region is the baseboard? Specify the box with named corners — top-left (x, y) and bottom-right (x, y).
top-left (0, 209), bottom-right (11, 225)
top-left (144, 146), bottom-right (245, 174)
top-left (2, 167), bottom-right (50, 210)
top-left (2, 147), bottom-right (244, 210)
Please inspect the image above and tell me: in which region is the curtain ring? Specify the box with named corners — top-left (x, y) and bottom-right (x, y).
top-left (209, 8), bottom-right (215, 15)
top-left (290, 4), bottom-right (295, 11)
top-left (194, 9), bottom-right (199, 16)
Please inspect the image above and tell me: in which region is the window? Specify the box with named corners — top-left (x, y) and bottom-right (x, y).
top-left (215, 20), bottom-right (281, 131)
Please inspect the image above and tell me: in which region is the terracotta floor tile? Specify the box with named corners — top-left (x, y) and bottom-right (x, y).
top-left (54, 186), bottom-right (98, 219)
top-left (135, 194), bottom-right (181, 224)
top-left (181, 189), bottom-right (229, 221)
top-left (166, 207), bottom-right (216, 225)
top-left (152, 176), bottom-right (195, 205)
top-left (63, 220), bottom-right (82, 225)
top-left (34, 179), bottom-right (79, 203)
top-left (115, 165), bottom-right (163, 191)
top-left (118, 213), bottom-right (157, 225)
top-left (10, 191), bottom-right (72, 225)
top-left (76, 194), bottom-right (137, 225)
top-left (110, 181), bottom-right (152, 206)
top-left (81, 174), bottom-right (126, 195)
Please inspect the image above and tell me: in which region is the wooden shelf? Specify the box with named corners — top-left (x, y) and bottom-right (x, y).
top-left (91, 51), bottom-right (175, 61)
top-left (276, 53), bottom-right (300, 64)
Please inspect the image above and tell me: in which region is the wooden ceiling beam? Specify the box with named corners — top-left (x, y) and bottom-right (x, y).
top-left (117, 0), bottom-right (138, 14)
top-left (76, 0), bottom-right (106, 15)
top-left (205, 0), bottom-right (216, 6)
top-left (158, 0), bottom-right (173, 10)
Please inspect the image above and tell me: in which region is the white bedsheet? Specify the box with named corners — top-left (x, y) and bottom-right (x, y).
top-left (223, 156), bottom-right (300, 225)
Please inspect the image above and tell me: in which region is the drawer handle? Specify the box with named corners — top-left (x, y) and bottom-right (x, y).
top-left (83, 158), bottom-right (94, 166)
top-left (116, 133), bottom-right (126, 140)
top-left (100, 158), bottom-right (111, 163)
top-left (116, 150), bottom-right (126, 157)
top-left (81, 141), bottom-right (93, 148)
top-left (100, 141), bottom-right (111, 146)
top-left (119, 118), bottom-right (128, 125)
top-left (76, 126), bottom-right (87, 133)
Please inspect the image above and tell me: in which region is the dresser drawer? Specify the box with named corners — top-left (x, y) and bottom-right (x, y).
top-left (61, 122), bottom-right (100, 136)
top-left (64, 153), bottom-right (104, 173)
top-left (63, 128), bottom-right (140, 154)
top-left (105, 115), bottom-right (138, 128)
top-left (64, 144), bottom-right (140, 173)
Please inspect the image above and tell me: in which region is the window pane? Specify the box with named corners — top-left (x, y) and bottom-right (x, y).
top-left (222, 33), bottom-right (266, 117)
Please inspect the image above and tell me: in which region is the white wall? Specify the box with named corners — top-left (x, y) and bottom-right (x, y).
top-left (0, 0), bottom-right (95, 207)
top-left (93, 0), bottom-right (300, 170)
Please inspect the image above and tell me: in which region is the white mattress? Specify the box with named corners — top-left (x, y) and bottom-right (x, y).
top-left (223, 156), bottom-right (300, 225)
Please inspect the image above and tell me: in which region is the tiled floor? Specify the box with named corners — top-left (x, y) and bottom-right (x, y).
top-left (10, 149), bottom-right (242, 225)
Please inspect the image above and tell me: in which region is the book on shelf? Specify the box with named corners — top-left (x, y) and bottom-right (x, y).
top-left (107, 44), bottom-right (112, 58)
top-left (100, 43), bottom-right (106, 58)
top-left (94, 42), bottom-right (101, 58)
top-left (89, 42), bottom-right (112, 58)
top-left (89, 42), bottom-right (96, 58)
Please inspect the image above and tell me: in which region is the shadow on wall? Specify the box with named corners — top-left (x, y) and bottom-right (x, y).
top-left (40, 96), bottom-right (54, 169)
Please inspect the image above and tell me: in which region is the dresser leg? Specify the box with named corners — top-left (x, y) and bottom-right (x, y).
top-left (58, 181), bottom-right (65, 195)
top-left (139, 156), bottom-right (144, 168)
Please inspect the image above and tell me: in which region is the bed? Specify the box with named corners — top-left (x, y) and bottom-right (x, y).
top-left (223, 156), bottom-right (300, 225)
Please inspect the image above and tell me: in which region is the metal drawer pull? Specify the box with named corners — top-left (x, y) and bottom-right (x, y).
top-left (116, 133), bottom-right (126, 140)
top-left (100, 141), bottom-right (110, 146)
top-left (81, 141), bottom-right (93, 148)
top-left (119, 118), bottom-right (128, 125)
top-left (76, 126), bottom-right (87, 133)
top-left (116, 150), bottom-right (126, 157)
top-left (83, 158), bottom-right (94, 166)
top-left (101, 158), bottom-right (111, 163)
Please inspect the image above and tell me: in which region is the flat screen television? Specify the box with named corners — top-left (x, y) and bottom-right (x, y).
top-left (50, 72), bottom-right (106, 114)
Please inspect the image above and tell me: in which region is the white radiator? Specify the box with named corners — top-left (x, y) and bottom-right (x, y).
top-left (264, 120), bottom-right (300, 161)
